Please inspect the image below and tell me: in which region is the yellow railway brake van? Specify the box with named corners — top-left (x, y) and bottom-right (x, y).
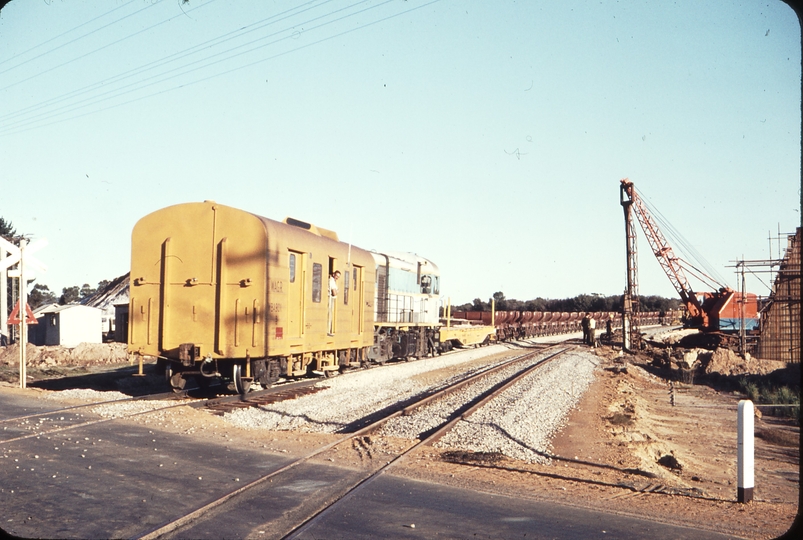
top-left (128, 201), bottom-right (375, 394)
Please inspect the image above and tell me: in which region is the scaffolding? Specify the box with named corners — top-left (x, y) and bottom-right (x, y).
top-left (740, 228), bottom-right (801, 362)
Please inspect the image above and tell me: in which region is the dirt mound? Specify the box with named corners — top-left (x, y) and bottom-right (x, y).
top-left (701, 347), bottom-right (787, 377)
top-left (0, 342), bottom-right (132, 368)
top-left (651, 345), bottom-right (789, 378)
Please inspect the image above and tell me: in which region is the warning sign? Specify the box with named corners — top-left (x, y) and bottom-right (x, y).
top-left (8, 300), bottom-right (37, 325)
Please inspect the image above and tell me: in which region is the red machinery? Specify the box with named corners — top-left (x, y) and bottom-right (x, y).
top-left (620, 179), bottom-right (758, 333)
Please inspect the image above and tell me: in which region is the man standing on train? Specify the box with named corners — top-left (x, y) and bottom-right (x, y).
top-left (328, 270), bottom-right (341, 335)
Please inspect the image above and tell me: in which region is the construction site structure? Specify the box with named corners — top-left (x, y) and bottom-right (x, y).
top-left (620, 180), bottom-right (641, 351)
top-left (744, 228), bottom-right (800, 362)
top-left (619, 179), bottom-right (759, 340)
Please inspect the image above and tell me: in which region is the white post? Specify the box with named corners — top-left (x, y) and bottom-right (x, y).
top-left (737, 399), bottom-right (754, 503)
top-left (19, 239), bottom-right (27, 390)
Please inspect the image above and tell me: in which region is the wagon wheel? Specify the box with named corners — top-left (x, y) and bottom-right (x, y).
top-left (164, 363), bottom-right (186, 393)
top-left (232, 363), bottom-right (251, 395)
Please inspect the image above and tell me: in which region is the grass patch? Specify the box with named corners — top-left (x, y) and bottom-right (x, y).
top-left (738, 377), bottom-right (800, 421)
top-left (441, 450), bottom-right (505, 464)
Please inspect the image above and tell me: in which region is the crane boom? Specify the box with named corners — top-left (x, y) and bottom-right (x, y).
top-left (620, 179), bottom-right (708, 327)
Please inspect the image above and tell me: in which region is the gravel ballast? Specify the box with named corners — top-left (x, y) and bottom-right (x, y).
top-left (225, 343), bottom-right (601, 464)
top-left (225, 345), bottom-right (511, 433)
top-left (434, 350), bottom-right (599, 463)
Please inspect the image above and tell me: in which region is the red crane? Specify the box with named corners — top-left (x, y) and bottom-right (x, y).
top-left (620, 178), bottom-right (756, 333)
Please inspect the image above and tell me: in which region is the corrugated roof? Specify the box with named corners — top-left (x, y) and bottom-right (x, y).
top-left (81, 272), bottom-right (129, 310)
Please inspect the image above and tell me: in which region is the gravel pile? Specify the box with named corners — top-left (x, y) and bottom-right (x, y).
top-left (41, 389), bottom-right (175, 418)
top-left (42, 389), bottom-right (131, 402)
top-left (89, 400), bottom-right (177, 419)
top-left (225, 345), bottom-right (510, 433)
top-left (434, 350), bottom-right (599, 463)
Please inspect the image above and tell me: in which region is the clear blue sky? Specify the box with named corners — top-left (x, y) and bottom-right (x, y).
top-left (0, 0), bottom-right (799, 305)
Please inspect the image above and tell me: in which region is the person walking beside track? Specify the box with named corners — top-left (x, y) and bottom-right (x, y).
top-left (588, 315), bottom-right (596, 347)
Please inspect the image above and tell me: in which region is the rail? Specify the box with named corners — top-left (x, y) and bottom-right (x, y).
top-left (134, 345), bottom-right (571, 540)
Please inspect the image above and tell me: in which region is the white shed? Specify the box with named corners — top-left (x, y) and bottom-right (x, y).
top-left (81, 273), bottom-right (130, 340)
top-left (31, 304), bottom-right (102, 347)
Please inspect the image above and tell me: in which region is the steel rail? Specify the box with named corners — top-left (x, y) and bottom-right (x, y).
top-left (132, 343), bottom-right (571, 540)
top-left (0, 399), bottom-right (199, 446)
top-left (0, 379), bottom-right (327, 445)
top-left (0, 336), bottom-right (498, 425)
top-left (0, 390), bottom-right (190, 425)
top-left (283, 346), bottom-right (573, 539)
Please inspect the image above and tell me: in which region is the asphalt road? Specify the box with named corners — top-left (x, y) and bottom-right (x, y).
top-left (0, 385), bottom-right (737, 540)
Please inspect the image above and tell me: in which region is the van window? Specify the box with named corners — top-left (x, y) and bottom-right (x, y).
top-left (312, 263), bottom-right (322, 303)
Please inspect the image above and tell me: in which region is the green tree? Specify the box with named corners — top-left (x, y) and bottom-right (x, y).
top-left (60, 286), bottom-right (80, 305)
top-left (492, 291), bottom-right (507, 311)
top-left (79, 283), bottom-right (96, 300)
top-left (0, 217), bottom-right (16, 240)
top-left (29, 283), bottom-right (57, 309)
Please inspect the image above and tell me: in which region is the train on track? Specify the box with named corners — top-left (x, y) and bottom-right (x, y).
top-left (128, 201), bottom-right (465, 394)
top-left (449, 310), bottom-right (665, 341)
top-left (127, 201), bottom-right (673, 394)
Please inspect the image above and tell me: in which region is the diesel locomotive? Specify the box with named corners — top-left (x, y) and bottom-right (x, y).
top-left (127, 201), bottom-right (449, 394)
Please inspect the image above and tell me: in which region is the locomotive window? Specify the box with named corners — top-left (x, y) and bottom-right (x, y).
top-left (312, 263), bottom-right (322, 303)
top-left (420, 275), bottom-right (432, 294)
top-left (289, 254), bottom-right (296, 283)
top-left (344, 269), bottom-right (350, 305)
top-left (353, 268), bottom-right (357, 291)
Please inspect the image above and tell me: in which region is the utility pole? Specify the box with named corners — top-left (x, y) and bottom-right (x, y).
top-left (0, 248), bottom-right (6, 344)
top-left (620, 179), bottom-right (641, 352)
top-left (19, 239), bottom-right (27, 389)
top-left (0, 236), bottom-right (47, 388)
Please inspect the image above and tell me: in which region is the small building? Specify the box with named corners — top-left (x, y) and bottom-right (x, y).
top-left (81, 273), bottom-right (130, 341)
top-left (114, 302), bottom-right (129, 344)
top-left (30, 304), bottom-right (102, 347)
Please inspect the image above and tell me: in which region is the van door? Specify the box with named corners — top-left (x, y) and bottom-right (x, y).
top-left (287, 250), bottom-right (305, 339)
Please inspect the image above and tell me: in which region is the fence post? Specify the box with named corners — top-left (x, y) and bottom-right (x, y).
top-left (737, 400), bottom-right (754, 503)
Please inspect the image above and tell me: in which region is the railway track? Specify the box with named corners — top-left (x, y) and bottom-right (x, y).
top-left (0, 378), bottom-right (331, 445)
top-left (0, 338), bottom-right (511, 432)
top-left (134, 344), bottom-right (572, 540)
top-left (0, 391), bottom-right (193, 446)
top-left (0, 341), bottom-right (506, 447)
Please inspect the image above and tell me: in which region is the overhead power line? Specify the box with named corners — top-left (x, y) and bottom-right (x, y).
top-left (0, 0), bottom-right (218, 91)
top-left (0, 0), bottom-right (333, 126)
top-left (0, 0), bottom-right (141, 70)
top-left (0, 0), bottom-right (442, 137)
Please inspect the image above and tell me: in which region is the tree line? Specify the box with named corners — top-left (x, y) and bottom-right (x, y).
top-left (452, 291), bottom-right (682, 314)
